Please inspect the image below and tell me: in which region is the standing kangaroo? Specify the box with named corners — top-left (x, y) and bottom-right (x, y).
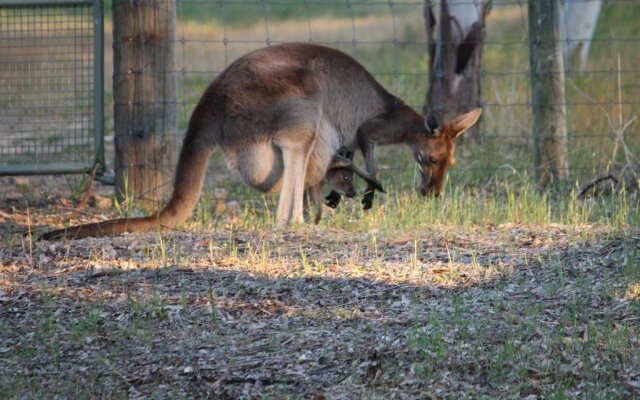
top-left (40, 43), bottom-right (481, 240)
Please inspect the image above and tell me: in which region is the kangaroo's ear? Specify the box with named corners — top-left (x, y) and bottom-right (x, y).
top-left (349, 164), bottom-right (385, 193)
top-left (448, 108), bottom-right (482, 139)
top-left (328, 154), bottom-right (352, 169)
top-left (424, 111), bottom-right (442, 136)
top-left (360, 174), bottom-right (385, 193)
top-left (336, 160), bottom-right (385, 193)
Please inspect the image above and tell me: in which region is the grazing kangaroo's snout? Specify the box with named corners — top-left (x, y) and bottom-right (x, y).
top-left (414, 108), bottom-right (482, 197)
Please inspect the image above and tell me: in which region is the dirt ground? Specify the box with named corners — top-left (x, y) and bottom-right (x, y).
top-left (1, 176), bottom-right (639, 399)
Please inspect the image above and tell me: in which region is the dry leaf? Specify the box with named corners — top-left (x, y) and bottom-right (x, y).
top-left (390, 236), bottom-right (414, 245)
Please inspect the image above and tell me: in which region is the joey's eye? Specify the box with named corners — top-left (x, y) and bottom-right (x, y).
top-left (343, 175), bottom-right (351, 182)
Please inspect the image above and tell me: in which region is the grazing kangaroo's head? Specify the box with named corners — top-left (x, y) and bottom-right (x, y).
top-left (412, 108), bottom-right (482, 197)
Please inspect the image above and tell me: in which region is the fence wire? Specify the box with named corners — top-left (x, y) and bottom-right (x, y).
top-left (5, 1), bottom-right (638, 198)
top-left (165, 0), bottom-right (640, 197)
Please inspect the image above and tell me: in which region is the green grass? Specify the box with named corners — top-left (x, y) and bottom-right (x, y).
top-left (193, 174), bottom-right (639, 235)
top-left (405, 246), bottom-right (638, 398)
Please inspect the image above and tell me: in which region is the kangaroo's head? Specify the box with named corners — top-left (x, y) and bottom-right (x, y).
top-left (325, 168), bottom-right (357, 198)
top-left (411, 108), bottom-right (482, 197)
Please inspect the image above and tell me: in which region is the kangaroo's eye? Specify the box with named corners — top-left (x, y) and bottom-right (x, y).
top-left (417, 151), bottom-right (435, 166)
top-left (343, 175), bottom-right (351, 182)
top-left (419, 153), bottom-right (435, 166)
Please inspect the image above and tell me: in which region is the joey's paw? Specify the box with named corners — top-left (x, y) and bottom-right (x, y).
top-left (325, 192), bottom-right (342, 209)
top-left (326, 199), bottom-right (340, 209)
top-left (361, 192), bottom-right (374, 210)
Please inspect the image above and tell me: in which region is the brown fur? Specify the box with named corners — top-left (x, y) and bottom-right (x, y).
top-left (39, 43), bottom-right (480, 240)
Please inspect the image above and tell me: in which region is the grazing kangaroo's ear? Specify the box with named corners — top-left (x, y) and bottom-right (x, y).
top-left (448, 108), bottom-right (482, 139)
top-left (424, 111), bottom-right (442, 136)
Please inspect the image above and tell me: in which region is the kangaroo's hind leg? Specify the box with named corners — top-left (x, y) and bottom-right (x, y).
top-left (274, 129), bottom-right (316, 225)
top-left (306, 184), bottom-right (323, 224)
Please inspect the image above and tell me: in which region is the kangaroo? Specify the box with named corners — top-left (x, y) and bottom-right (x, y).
top-left (307, 148), bottom-right (384, 224)
top-left (39, 42), bottom-right (481, 240)
top-left (307, 168), bottom-right (353, 225)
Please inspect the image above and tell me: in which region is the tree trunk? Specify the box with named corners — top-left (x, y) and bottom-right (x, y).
top-left (112, 0), bottom-right (177, 208)
top-left (528, 0), bottom-right (569, 186)
top-left (424, 0), bottom-right (490, 137)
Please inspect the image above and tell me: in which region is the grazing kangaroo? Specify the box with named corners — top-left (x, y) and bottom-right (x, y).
top-left (40, 42), bottom-right (481, 240)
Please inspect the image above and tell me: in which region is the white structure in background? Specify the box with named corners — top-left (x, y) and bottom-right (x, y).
top-left (560, 0), bottom-right (603, 70)
top-left (445, 0), bottom-right (486, 44)
top-left (426, 0), bottom-right (489, 92)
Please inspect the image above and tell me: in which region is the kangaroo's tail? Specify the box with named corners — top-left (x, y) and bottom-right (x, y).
top-left (38, 135), bottom-right (214, 240)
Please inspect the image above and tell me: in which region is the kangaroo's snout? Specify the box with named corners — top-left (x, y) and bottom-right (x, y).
top-left (344, 187), bottom-right (357, 198)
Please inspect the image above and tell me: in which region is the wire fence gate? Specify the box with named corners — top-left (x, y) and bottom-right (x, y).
top-left (0, 0), bottom-right (104, 176)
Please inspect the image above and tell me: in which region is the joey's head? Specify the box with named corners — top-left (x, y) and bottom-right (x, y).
top-left (411, 108), bottom-right (482, 197)
top-left (326, 168), bottom-right (357, 198)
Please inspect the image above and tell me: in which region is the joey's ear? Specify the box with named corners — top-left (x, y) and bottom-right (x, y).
top-left (361, 174), bottom-right (385, 193)
top-left (348, 163), bottom-right (385, 193)
top-left (448, 108), bottom-right (482, 139)
top-left (328, 154), bottom-right (352, 169)
top-left (424, 111), bottom-right (442, 136)
top-left (366, 178), bottom-right (385, 193)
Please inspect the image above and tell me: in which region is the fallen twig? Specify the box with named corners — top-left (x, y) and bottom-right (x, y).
top-left (65, 164), bottom-right (100, 220)
top-left (578, 174), bottom-right (618, 199)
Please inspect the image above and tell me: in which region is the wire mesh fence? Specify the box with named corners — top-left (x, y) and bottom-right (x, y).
top-left (164, 0), bottom-right (640, 199)
top-left (3, 0), bottom-right (639, 199)
top-left (0, 0), bottom-right (103, 175)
